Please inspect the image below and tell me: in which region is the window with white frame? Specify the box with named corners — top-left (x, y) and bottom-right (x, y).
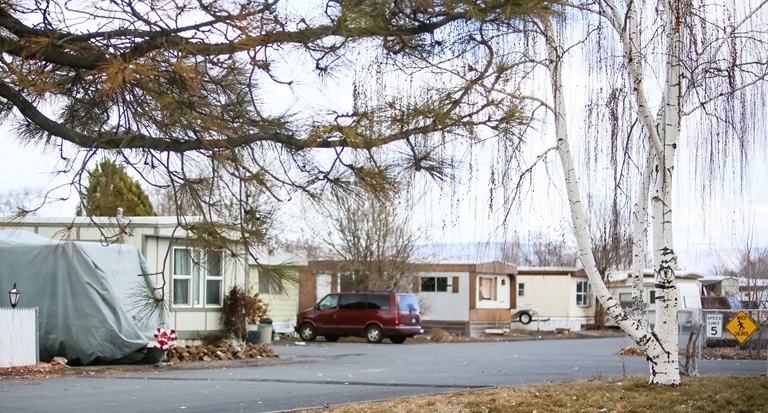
top-left (576, 280), bottom-right (592, 306)
top-left (172, 248), bottom-right (192, 306)
top-left (172, 247), bottom-right (224, 308)
top-left (518, 282), bottom-right (525, 297)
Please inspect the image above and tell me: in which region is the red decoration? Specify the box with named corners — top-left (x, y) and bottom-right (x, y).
top-left (153, 327), bottom-right (177, 352)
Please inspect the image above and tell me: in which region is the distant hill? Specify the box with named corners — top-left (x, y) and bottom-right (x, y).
top-left (417, 242), bottom-right (717, 274)
top-left (416, 242), bottom-right (530, 264)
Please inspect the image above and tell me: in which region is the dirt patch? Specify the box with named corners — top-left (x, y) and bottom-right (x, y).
top-left (616, 345), bottom-right (767, 360)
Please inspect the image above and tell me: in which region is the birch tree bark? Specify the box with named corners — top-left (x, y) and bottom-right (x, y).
top-left (536, 0), bottom-right (768, 384)
top-left (621, 0), bottom-right (684, 385)
top-left (541, 15), bottom-right (681, 385)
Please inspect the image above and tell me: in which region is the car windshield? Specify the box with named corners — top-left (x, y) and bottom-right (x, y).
top-left (397, 294), bottom-right (420, 313)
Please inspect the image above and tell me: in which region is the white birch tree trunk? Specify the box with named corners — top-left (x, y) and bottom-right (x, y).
top-left (543, 5), bottom-right (682, 383)
top-left (539, 0), bottom-right (768, 385)
top-left (645, 0), bottom-right (684, 384)
top-left (631, 151), bottom-right (652, 328)
top-left (595, 0), bottom-right (684, 385)
top-left (651, 0), bottom-right (685, 384)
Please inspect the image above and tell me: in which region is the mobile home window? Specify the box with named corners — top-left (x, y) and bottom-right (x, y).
top-left (258, 271), bottom-right (276, 295)
top-left (172, 248), bottom-right (192, 306)
top-left (258, 267), bottom-right (286, 295)
top-left (205, 250), bottom-right (223, 306)
top-left (172, 247), bottom-right (224, 308)
top-left (576, 280), bottom-right (592, 307)
top-left (479, 277), bottom-right (497, 301)
top-left (518, 282), bottom-right (525, 297)
top-left (619, 292), bottom-right (632, 308)
top-left (421, 276), bottom-right (451, 292)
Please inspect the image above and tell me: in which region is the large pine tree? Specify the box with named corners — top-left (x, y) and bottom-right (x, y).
top-left (78, 160), bottom-right (155, 217)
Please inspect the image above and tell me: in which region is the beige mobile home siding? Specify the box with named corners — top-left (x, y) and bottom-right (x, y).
top-left (516, 274), bottom-right (573, 317)
top-left (514, 268), bottom-right (594, 332)
top-left (249, 266), bottom-right (299, 333)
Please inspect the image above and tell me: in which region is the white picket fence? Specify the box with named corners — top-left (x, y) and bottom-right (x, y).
top-left (0, 307), bottom-right (38, 367)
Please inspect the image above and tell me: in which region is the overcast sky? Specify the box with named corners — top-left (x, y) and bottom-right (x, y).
top-left (2, 127), bottom-right (766, 276)
top-left (1, 1), bottom-right (766, 275)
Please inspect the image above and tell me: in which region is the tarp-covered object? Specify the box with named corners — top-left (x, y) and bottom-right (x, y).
top-left (0, 230), bottom-right (168, 365)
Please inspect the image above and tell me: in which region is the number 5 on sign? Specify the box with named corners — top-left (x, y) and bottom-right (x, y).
top-left (706, 314), bottom-right (722, 338)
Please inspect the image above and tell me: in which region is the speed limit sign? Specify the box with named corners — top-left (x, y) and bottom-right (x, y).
top-left (706, 314), bottom-right (722, 338)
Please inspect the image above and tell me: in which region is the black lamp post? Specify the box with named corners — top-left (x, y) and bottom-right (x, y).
top-left (8, 283), bottom-right (19, 308)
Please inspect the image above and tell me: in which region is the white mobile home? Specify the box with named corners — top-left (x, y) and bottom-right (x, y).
top-left (0, 216), bottom-right (250, 345)
top-left (607, 270), bottom-right (703, 327)
top-left (514, 267), bottom-right (594, 332)
top-left (411, 261), bottom-right (517, 337)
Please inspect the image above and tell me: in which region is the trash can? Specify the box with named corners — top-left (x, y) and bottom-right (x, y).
top-left (246, 330), bottom-right (260, 345)
top-left (258, 318), bottom-right (273, 344)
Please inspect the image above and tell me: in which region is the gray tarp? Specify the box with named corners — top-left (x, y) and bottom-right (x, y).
top-left (0, 230), bottom-right (167, 365)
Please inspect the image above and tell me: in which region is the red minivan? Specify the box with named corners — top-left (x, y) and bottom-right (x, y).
top-left (295, 292), bottom-right (423, 344)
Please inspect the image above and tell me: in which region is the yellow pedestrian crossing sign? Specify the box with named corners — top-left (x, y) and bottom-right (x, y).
top-left (724, 311), bottom-right (758, 344)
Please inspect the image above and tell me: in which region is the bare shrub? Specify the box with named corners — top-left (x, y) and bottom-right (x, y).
top-left (429, 328), bottom-right (453, 343)
top-left (221, 286), bottom-right (269, 341)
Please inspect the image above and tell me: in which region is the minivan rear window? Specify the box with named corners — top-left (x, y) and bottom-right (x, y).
top-left (397, 294), bottom-right (420, 312)
top-left (367, 294), bottom-right (391, 310)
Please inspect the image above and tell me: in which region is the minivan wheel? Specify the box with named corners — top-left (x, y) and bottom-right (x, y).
top-left (365, 325), bottom-right (383, 343)
top-left (298, 323), bottom-right (317, 342)
top-left (389, 336), bottom-right (406, 344)
top-left (324, 335), bottom-right (340, 342)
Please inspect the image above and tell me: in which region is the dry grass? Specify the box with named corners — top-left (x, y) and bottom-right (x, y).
top-left (615, 344), bottom-right (768, 361)
top-left (617, 346), bottom-right (646, 356)
top-left (428, 328), bottom-right (454, 343)
top-left (703, 347), bottom-right (768, 361)
top-left (291, 375), bottom-right (768, 413)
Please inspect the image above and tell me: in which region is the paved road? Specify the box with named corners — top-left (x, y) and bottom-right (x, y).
top-left (1, 337), bottom-right (764, 413)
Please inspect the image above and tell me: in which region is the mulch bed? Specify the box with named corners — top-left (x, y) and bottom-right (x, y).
top-left (0, 341), bottom-right (278, 381)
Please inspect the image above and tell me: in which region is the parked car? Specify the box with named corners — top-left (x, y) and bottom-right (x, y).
top-left (295, 292), bottom-right (423, 344)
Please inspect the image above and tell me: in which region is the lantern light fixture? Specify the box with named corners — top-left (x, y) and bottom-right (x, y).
top-left (8, 283), bottom-right (20, 309)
